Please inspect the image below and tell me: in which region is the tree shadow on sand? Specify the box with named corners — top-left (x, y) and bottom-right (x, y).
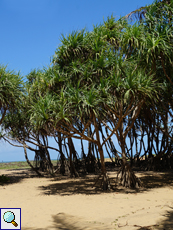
top-left (0, 168), bottom-right (41, 186)
top-left (21, 208), bottom-right (173, 230)
top-left (39, 176), bottom-right (110, 195)
top-left (22, 213), bottom-right (111, 230)
top-left (38, 170), bottom-right (173, 196)
top-left (155, 207), bottom-right (173, 230)
top-left (134, 207), bottom-right (173, 230)
top-left (1, 168), bottom-right (173, 195)
top-left (138, 171), bottom-right (173, 189)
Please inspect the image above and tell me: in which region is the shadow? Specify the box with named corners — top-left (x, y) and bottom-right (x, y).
top-left (136, 227), bottom-right (158, 230)
top-left (22, 213), bottom-right (111, 230)
top-left (135, 207), bottom-right (173, 230)
top-left (0, 168), bottom-right (41, 186)
top-left (1, 167), bottom-right (173, 195)
top-left (18, 209), bottom-right (173, 230)
top-left (38, 175), bottom-right (112, 195)
top-left (138, 171), bottom-right (173, 189)
top-left (38, 169), bottom-right (173, 196)
top-left (156, 207), bottom-right (173, 230)
top-left (6, 167), bottom-right (31, 171)
top-left (38, 171), bottom-right (147, 196)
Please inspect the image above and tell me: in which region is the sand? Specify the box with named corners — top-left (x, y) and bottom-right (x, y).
top-left (0, 168), bottom-right (173, 230)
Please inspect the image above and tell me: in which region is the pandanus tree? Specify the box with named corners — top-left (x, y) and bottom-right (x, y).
top-left (108, 68), bottom-right (160, 187)
top-left (2, 69), bottom-right (61, 176)
top-left (0, 65), bottom-right (23, 126)
top-left (127, 0), bottom-right (173, 166)
top-left (3, 0), bottom-right (172, 189)
top-left (28, 27), bottom-right (123, 189)
top-left (28, 14), bottom-right (162, 189)
top-left (0, 64), bottom-right (23, 153)
top-left (94, 16), bottom-right (161, 187)
top-left (0, 65), bottom-right (23, 177)
top-left (146, 1), bottom-right (173, 167)
top-left (29, 78), bottom-right (117, 189)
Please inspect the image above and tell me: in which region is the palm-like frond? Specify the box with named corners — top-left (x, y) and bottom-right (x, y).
top-left (0, 65), bottom-right (23, 109)
top-left (125, 6), bottom-right (148, 22)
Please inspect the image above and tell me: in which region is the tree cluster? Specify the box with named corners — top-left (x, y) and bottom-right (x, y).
top-left (1, 0), bottom-right (173, 190)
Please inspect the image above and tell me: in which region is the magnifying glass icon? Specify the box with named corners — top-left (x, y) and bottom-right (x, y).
top-left (3, 211), bottom-right (18, 227)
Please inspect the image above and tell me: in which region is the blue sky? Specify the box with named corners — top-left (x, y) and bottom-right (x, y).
top-left (0, 0), bottom-right (154, 162)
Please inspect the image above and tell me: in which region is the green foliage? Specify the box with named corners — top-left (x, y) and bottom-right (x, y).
top-left (0, 65), bottom-right (23, 110)
top-left (2, 0), bottom-right (173, 176)
top-left (25, 2), bottom-right (167, 137)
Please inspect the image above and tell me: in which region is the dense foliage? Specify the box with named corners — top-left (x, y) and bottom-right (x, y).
top-left (1, 0), bottom-right (173, 190)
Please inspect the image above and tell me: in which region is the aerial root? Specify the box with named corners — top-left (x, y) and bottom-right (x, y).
top-left (93, 171), bottom-right (111, 190)
top-left (117, 163), bottom-right (142, 188)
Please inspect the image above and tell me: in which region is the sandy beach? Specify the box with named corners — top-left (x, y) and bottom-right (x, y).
top-left (0, 168), bottom-right (173, 230)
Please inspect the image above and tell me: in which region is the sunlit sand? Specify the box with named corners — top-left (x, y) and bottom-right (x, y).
top-left (1, 168), bottom-right (173, 229)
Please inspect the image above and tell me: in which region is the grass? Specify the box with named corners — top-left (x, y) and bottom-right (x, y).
top-left (0, 160), bottom-right (58, 170)
top-left (0, 157), bottom-right (115, 170)
top-left (0, 161), bottom-right (33, 170)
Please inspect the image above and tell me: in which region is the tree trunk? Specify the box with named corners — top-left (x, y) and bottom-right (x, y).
top-left (117, 138), bottom-right (142, 188)
top-left (98, 144), bottom-right (110, 190)
top-left (42, 135), bottom-right (54, 175)
top-left (93, 112), bottom-right (110, 190)
top-left (58, 132), bottom-right (66, 175)
top-left (68, 137), bottom-right (79, 177)
top-left (117, 116), bottom-right (142, 188)
top-left (24, 145), bottom-right (43, 177)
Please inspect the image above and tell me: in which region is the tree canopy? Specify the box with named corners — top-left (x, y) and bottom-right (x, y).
top-left (0, 65), bottom-right (23, 126)
top-left (1, 0), bottom-right (173, 190)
